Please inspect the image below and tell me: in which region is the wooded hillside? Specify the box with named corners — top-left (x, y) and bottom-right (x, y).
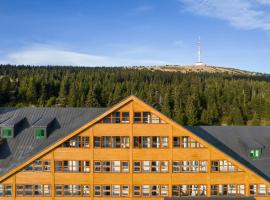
top-left (1, 65), bottom-right (270, 125)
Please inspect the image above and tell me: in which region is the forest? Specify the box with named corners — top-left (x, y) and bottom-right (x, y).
top-left (1, 65), bottom-right (270, 126)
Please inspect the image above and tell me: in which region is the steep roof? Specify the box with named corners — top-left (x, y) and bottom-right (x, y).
top-left (0, 107), bottom-right (107, 177)
top-left (186, 126), bottom-right (270, 182)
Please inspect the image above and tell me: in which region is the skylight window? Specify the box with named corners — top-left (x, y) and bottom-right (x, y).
top-left (1, 127), bottom-right (13, 138)
top-left (250, 149), bottom-right (261, 159)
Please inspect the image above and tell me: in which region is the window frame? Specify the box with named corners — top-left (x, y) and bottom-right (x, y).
top-left (54, 160), bottom-right (90, 173)
top-left (1, 127), bottom-right (13, 138)
top-left (250, 149), bottom-right (262, 159)
top-left (100, 112), bottom-right (130, 124)
top-left (35, 128), bottom-right (46, 139)
top-left (0, 184), bottom-right (12, 197)
top-left (55, 184), bottom-right (90, 196)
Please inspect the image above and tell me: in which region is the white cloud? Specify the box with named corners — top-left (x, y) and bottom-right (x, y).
top-left (0, 44), bottom-right (169, 66)
top-left (179, 0), bottom-right (270, 31)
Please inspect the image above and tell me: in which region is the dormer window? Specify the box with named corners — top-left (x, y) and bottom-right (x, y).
top-left (1, 127), bottom-right (13, 138)
top-left (250, 149), bottom-right (261, 159)
top-left (35, 128), bottom-right (46, 139)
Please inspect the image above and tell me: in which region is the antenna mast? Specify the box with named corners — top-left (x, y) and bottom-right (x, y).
top-left (195, 36), bottom-right (205, 66)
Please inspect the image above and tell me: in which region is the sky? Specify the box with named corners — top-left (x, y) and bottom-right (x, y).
top-left (0, 0), bottom-right (270, 73)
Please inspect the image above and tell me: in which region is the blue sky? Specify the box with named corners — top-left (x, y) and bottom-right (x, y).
top-left (1, 0), bottom-right (270, 72)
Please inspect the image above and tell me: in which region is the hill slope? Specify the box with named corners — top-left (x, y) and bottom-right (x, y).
top-left (1, 65), bottom-right (270, 126)
top-left (131, 65), bottom-right (259, 75)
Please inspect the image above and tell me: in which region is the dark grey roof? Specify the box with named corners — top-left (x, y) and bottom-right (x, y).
top-left (32, 117), bottom-right (55, 128)
top-left (0, 114), bottom-right (25, 127)
top-left (0, 107), bottom-right (107, 178)
top-left (185, 126), bottom-right (270, 182)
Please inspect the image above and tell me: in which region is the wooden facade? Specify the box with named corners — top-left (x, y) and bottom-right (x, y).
top-left (0, 96), bottom-right (270, 200)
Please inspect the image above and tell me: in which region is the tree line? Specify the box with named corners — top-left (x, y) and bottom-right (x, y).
top-left (1, 65), bottom-right (270, 125)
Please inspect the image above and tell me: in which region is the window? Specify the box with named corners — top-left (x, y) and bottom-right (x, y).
top-left (173, 137), bottom-right (180, 147)
top-left (133, 186), bottom-right (141, 196)
top-left (211, 160), bottom-right (241, 172)
top-left (25, 185), bottom-right (33, 196)
top-left (61, 136), bottom-right (90, 148)
top-left (133, 136), bottom-right (169, 148)
top-left (122, 161), bottom-right (129, 172)
top-left (55, 185), bottom-right (89, 196)
top-left (112, 161), bottom-right (121, 172)
top-left (83, 185), bottom-right (90, 196)
top-left (258, 184), bottom-right (267, 195)
top-left (33, 160), bottom-right (42, 171)
top-left (134, 185), bottom-right (169, 197)
top-left (103, 161), bottom-right (111, 172)
top-left (16, 185), bottom-right (24, 196)
top-left (134, 161), bottom-right (141, 172)
top-left (94, 161), bottom-right (129, 173)
top-left (101, 112), bottom-right (130, 123)
top-left (151, 161), bottom-right (160, 172)
top-left (94, 186), bottom-right (101, 196)
top-left (173, 161), bottom-right (180, 172)
top-left (55, 185), bottom-right (63, 196)
top-left (44, 185), bottom-right (51, 196)
top-left (43, 161), bottom-right (51, 171)
top-left (94, 185), bottom-right (129, 197)
top-left (161, 185), bottom-right (169, 196)
top-left (134, 112), bottom-right (165, 123)
top-left (142, 185), bottom-right (150, 197)
top-left (211, 184), bottom-right (245, 196)
top-left (250, 184), bottom-right (267, 196)
top-left (151, 185), bottom-right (159, 196)
top-left (1, 127), bottom-right (12, 138)
top-left (16, 184), bottom-right (51, 197)
top-left (34, 185), bottom-right (42, 196)
top-left (161, 161), bottom-right (169, 172)
top-left (0, 185), bottom-right (12, 196)
top-left (162, 137), bottom-right (169, 148)
top-left (112, 136), bottom-right (121, 148)
top-left (173, 136), bottom-right (204, 148)
top-left (112, 185), bottom-right (120, 196)
top-left (143, 136), bottom-right (151, 148)
top-left (22, 160), bottom-right (51, 172)
top-left (94, 136), bottom-right (101, 147)
top-left (35, 128), bottom-right (45, 139)
top-left (83, 161), bottom-right (90, 172)
top-left (122, 185), bottom-right (129, 197)
top-left (133, 161), bottom-right (168, 173)
top-left (103, 186), bottom-right (111, 196)
top-left (142, 161), bottom-right (151, 172)
top-left (172, 185), bottom-right (207, 197)
top-left (94, 136), bottom-right (130, 148)
top-left (55, 160), bottom-right (90, 172)
top-left (122, 112), bottom-right (130, 123)
top-left (94, 161), bottom-right (101, 172)
top-left (250, 149), bottom-right (261, 159)
top-left (173, 161), bottom-right (207, 173)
